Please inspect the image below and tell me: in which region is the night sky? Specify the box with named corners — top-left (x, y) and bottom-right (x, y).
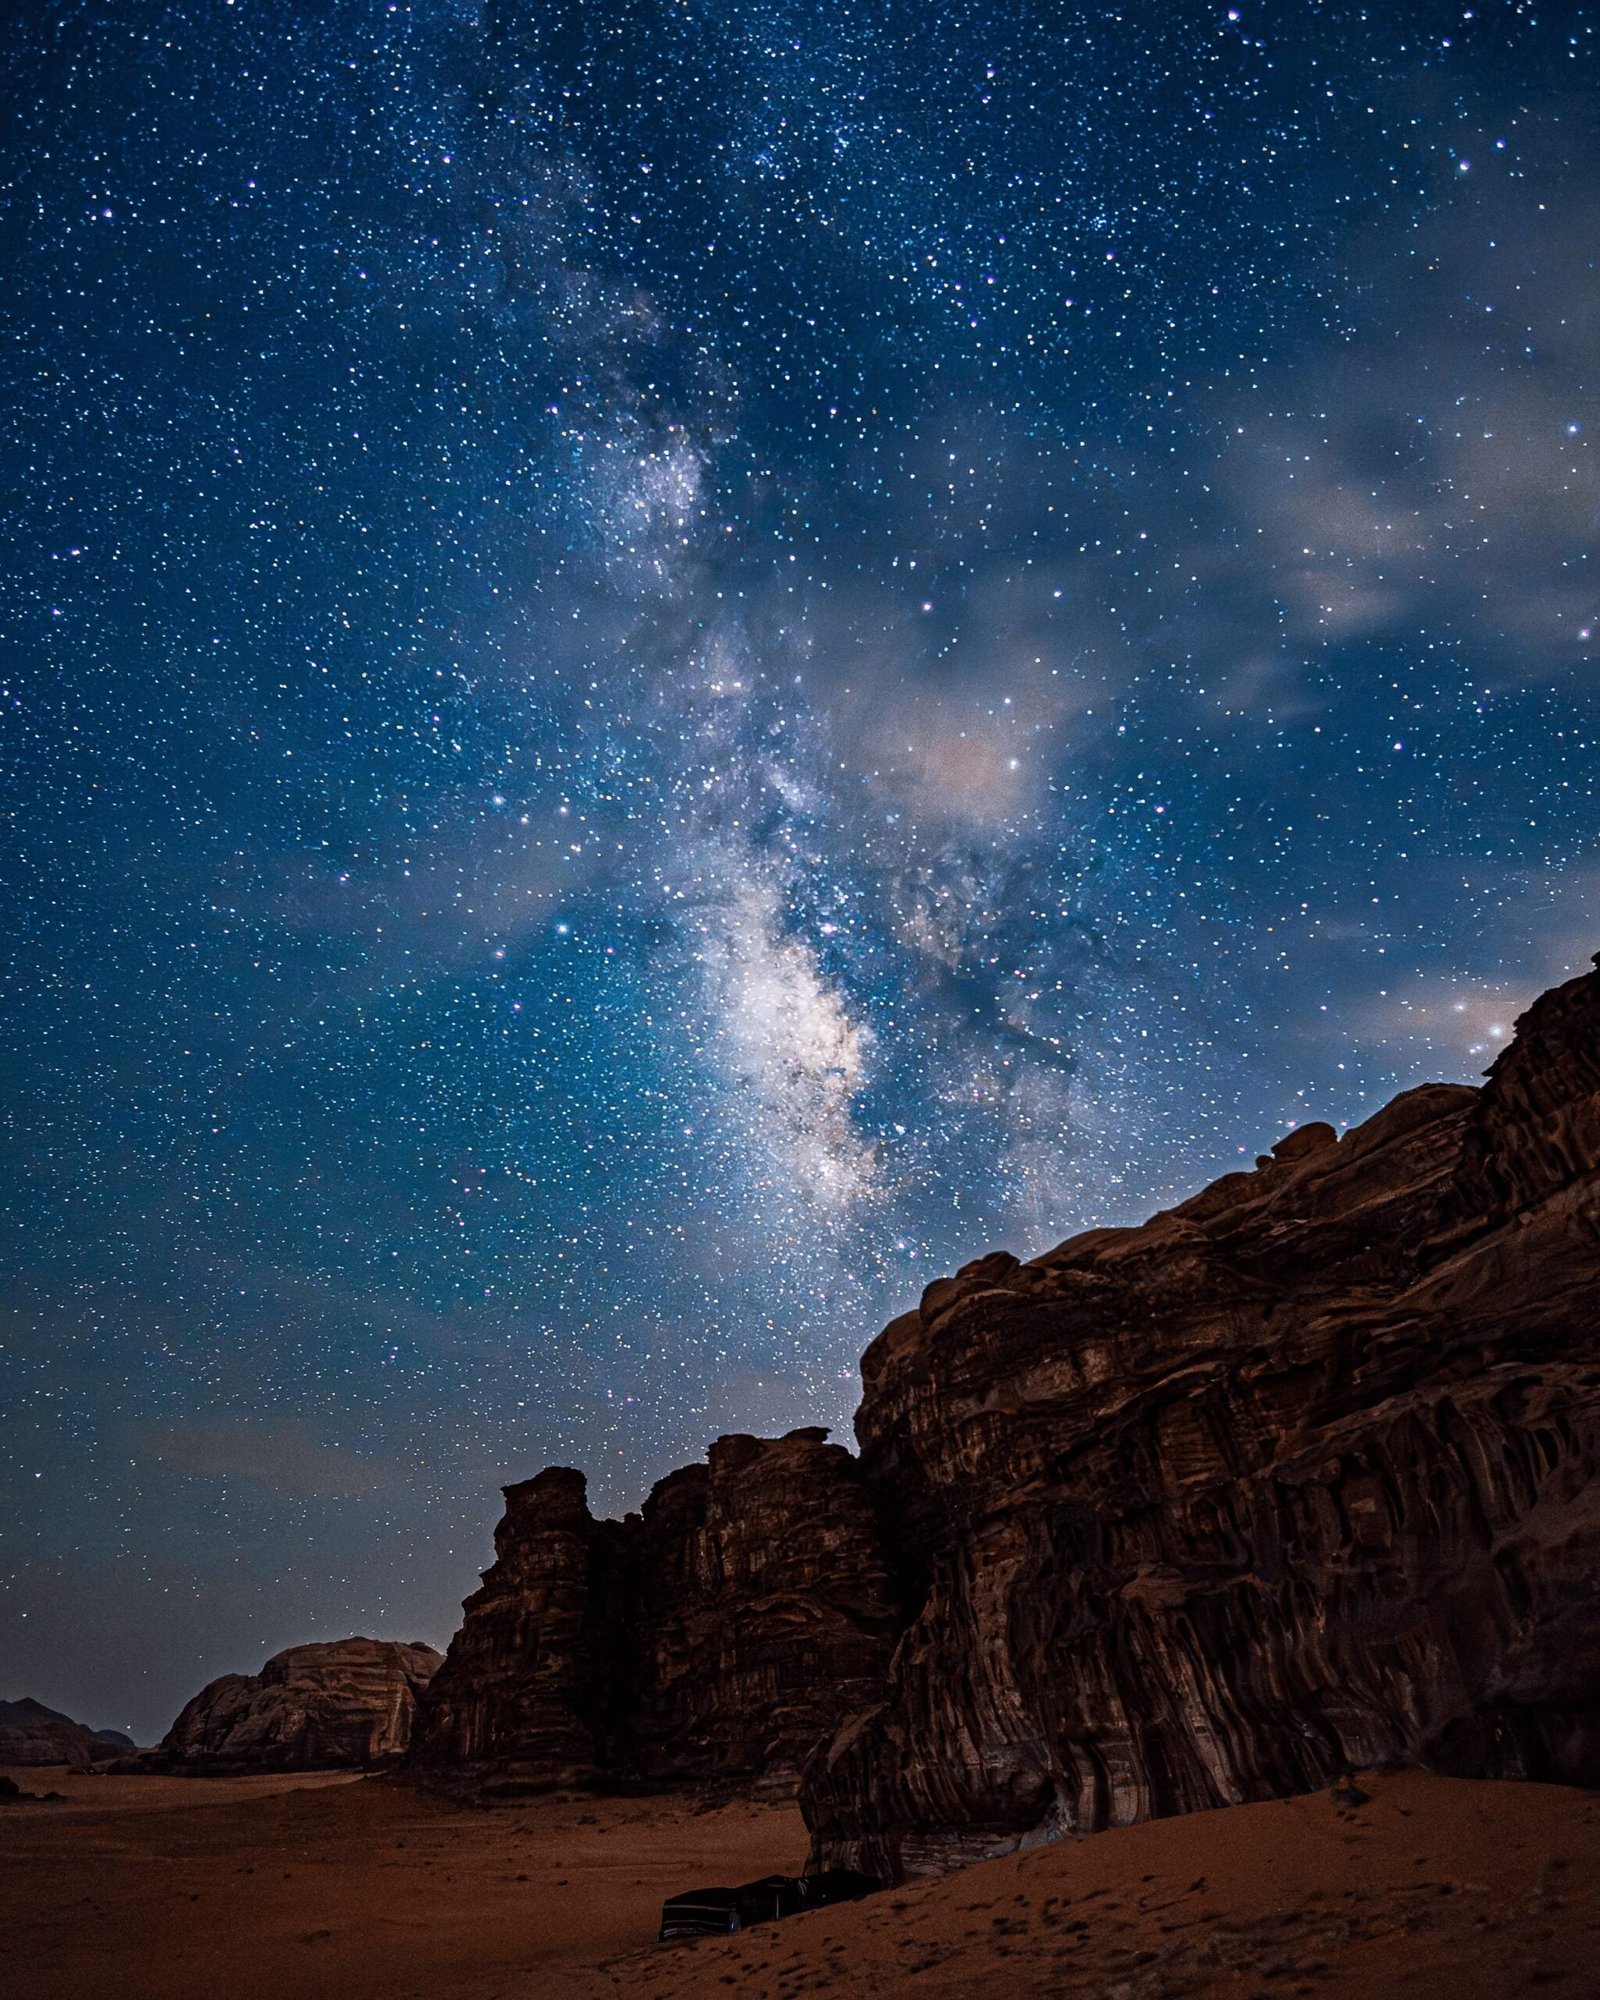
top-left (3, 1), bottom-right (1596, 1742)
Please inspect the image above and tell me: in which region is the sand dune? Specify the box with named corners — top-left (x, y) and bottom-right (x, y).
top-left (4, 1766), bottom-right (1599, 1997)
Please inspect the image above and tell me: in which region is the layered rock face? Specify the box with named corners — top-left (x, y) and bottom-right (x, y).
top-left (802, 958), bottom-right (1600, 1877)
top-left (158, 1638), bottom-right (442, 1772)
top-left (0, 1698), bottom-right (132, 1766)
top-left (407, 1428), bottom-right (900, 1791)
top-left (404, 1467), bottom-right (636, 1785)
top-left (629, 1429), bottom-right (901, 1785)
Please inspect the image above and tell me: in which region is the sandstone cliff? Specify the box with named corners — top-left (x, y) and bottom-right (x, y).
top-left (407, 1427), bottom-right (900, 1792)
top-left (158, 1638), bottom-right (442, 1772)
top-left (404, 1466), bottom-right (635, 1786)
top-left (803, 956), bottom-right (1600, 1876)
top-left (629, 1428), bottom-right (901, 1785)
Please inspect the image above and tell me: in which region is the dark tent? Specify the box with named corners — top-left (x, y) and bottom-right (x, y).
top-left (658, 1869), bottom-right (879, 1941)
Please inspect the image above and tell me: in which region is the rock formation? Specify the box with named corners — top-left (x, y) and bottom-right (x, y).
top-left (803, 956), bottom-right (1600, 1877)
top-left (411, 956), bottom-right (1600, 1879)
top-left (407, 1427), bottom-right (901, 1793)
top-left (629, 1428), bottom-right (901, 1785)
top-left (0, 1698), bottom-right (132, 1767)
top-left (405, 1467), bottom-right (636, 1786)
top-left (157, 1638), bottom-right (442, 1772)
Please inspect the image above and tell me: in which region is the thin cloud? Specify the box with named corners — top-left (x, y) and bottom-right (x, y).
top-left (138, 1418), bottom-right (399, 1501)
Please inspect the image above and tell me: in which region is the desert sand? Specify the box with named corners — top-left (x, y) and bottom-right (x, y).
top-left (4, 1766), bottom-right (1599, 1997)
top-left (0, 1766), bottom-right (803, 2000)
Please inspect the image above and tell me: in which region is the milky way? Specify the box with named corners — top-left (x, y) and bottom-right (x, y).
top-left (3, 1), bottom-right (1597, 1737)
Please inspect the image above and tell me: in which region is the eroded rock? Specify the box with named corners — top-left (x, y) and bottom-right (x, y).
top-left (802, 957), bottom-right (1600, 1878)
top-left (409, 956), bottom-right (1600, 1875)
top-left (157, 1638), bottom-right (442, 1772)
top-left (630, 1428), bottom-right (901, 1787)
top-left (403, 1467), bottom-right (635, 1788)
top-left (406, 1427), bottom-right (899, 1793)
top-left (0, 1698), bottom-right (131, 1767)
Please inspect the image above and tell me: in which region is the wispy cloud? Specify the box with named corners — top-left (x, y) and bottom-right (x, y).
top-left (138, 1418), bottom-right (398, 1501)
top-left (1212, 122), bottom-right (1599, 676)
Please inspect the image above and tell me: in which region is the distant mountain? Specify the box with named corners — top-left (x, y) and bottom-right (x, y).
top-left (0, 1697), bottom-right (133, 1766)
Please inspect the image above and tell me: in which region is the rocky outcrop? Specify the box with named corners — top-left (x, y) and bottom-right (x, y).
top-left (407, 1428), bottom-right (900, 1793)
top-left (802, 957), bottom-right (1600, 1877)
top-left (157, 1639), bottom-right (442, 1772)
top-left (410, 955), bottom-right (1600, 1873)
top-left (404, 1468), bottom-right (635, 1786)
top-left (0, 1698), bottom-right (131, 1767)
top-left (628, 1429), bottom-right (901, 1785)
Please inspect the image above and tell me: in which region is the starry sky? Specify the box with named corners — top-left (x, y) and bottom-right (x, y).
top-left (3, 0), bottom-right (1596, 1741)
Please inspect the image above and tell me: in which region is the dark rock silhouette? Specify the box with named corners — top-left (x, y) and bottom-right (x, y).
top-left (407, 1427), bottom-right (900, 1793)
top-left (405, 1466), bottom-right (634, 1788)
top-left (411, 956), bottom-right (1600, 1879)
top-left (0, 1698), bottom-right (131, 1767)
top-left (157, 1638), bottom-right (442, 1772)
